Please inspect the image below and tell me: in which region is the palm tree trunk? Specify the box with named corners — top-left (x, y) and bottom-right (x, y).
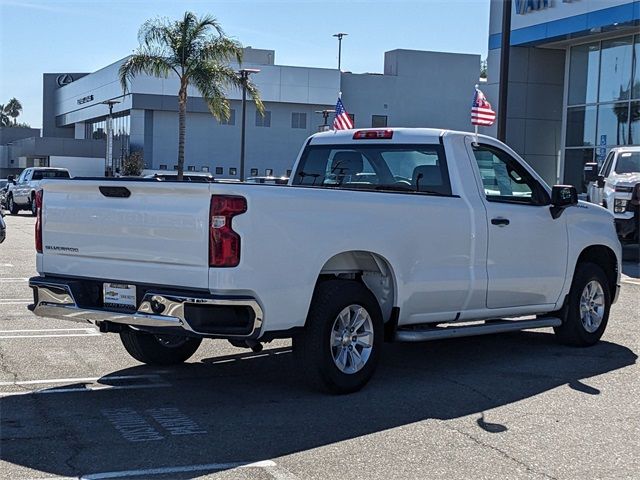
top-left (177, 81), bottom-right (187, 181)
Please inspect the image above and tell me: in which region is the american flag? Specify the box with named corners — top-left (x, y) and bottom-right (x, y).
top-left (333, 97), bottom-right (353, 130)
top-left (471, 87), bottom-right (496, 126)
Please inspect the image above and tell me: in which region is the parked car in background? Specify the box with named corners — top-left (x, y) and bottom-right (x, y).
top-left (6, 167), bottom-right (70, 215)
top-left (0, 211), bottom-right (5, 243)
top-left (585, 146), bottom-right (640, 242)
top-left (28, 128), bottom-right (621, 394)
top-left (0, 179), bottom-right (9, 210)
top-left (246, 176), bottom-right (289, 185)
top-left (144, 172), bottom-right (214, 183)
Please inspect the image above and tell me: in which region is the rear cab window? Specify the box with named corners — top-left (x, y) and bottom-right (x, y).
top-left (292, 144), bottom-right (452, 196)
top-left (32, 170), bottom-right (70, 180)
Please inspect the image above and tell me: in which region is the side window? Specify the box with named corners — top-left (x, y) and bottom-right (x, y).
top-left (472, 145), bottom-right (548, 205)
top-left (600, 152), bottom-right (615, 177)
top-left (19, 170), bottom-right (29, 183)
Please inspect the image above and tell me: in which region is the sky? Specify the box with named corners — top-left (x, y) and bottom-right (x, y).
top-left (0, 0), bottom-right (491, 129)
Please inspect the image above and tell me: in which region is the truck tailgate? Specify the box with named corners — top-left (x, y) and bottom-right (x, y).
top-left (40, 180), bottom-right (212, 289)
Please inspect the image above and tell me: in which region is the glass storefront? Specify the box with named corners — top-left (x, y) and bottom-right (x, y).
top-left (565, 34), bottom-right (640, 191)
top-left (85, 113), bottom-right (131, 173)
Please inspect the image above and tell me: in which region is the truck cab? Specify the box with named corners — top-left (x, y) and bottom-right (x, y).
top-left (585, 147), bottom-right (640, 242)
top-left (6, 167), bottom-right (70, 215)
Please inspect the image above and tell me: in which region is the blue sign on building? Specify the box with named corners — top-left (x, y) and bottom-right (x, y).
top-left (514, 0), bottom-right (550, 15)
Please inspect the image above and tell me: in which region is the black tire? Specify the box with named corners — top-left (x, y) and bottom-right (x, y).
top-left (554, 262), bottom-right (611, 347)
top-left (7, 196), bottom-right (18, 215)
top-left (119, 329), bottom-right (202, 365)
top-left (294, 279), bottom-right (383, 394)
top-left (29, 195), bottom-right (37, 216)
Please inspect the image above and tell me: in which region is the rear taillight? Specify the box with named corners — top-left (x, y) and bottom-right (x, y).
top-left (209, 195), bottom-right (247, 267)
top-left (35, 190), bottom-right (43, 253)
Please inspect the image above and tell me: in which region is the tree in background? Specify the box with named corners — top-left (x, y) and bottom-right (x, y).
top-left (0, 98), bottom-right (29, 127)
top-left (480, 59), bottom-right (487, 79)
top-left (121, 151), bottom-right (145, 176)
top-left (4, 98), bottom-right (23, 125)
top-left (119, 11), bottom-right (263, 180)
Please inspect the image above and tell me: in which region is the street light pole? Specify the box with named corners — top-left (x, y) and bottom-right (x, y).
top-left (101, 99), bottom-right (121, 177)
top-left (333, 33), bottom-right (348, 71)
top-left (315, 109), bottom-right (335, 132)
top-left (238, 68), bottom-right (260, 182)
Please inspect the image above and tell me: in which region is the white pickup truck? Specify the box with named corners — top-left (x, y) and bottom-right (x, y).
top-left (585, 146), bottom-right (640, 243)
top-left (6, 167), bottom-right (71, 215)
top-left (28, 128), bottom-right (621, 393)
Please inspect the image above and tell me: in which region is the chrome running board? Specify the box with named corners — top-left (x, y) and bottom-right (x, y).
top-left (394, 317), bottom-right (562, 343)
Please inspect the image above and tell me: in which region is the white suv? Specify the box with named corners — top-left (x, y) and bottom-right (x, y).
top-left (6, 167), bottom-right (70, 215)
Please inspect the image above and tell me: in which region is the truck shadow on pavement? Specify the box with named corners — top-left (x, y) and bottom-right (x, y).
top-left (0, 331), bottom-right (636, 478)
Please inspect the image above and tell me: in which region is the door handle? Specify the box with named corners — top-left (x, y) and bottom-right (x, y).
top-left (491, 217), bottom-right (510, 226)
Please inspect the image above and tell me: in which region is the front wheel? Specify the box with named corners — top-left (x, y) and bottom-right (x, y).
top-left (294, 279), bottom-right (383, 394)
top-left (554, 262), bottom-right (611, 346)
top-left (30, 195), bottom-right (37, 216)
top-left (119, 329), bottom-right (202, 365)
top-left (7, 196), bottom-right (18, 215)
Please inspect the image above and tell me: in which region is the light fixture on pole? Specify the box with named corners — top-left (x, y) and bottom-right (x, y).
top-left (238, 68), bottom-right (260, 182)
top-left (315, 109), bottom-right (335, 132)
top-left (333, 33), bottom-right (348, 71)
top-left (101, 99), bottom-right (121, 177)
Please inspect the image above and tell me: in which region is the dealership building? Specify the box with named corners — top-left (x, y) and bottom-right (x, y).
top-left (0, 48), bottom-right (479, 179)
top-left (485, 0), bottom-right (639, 191)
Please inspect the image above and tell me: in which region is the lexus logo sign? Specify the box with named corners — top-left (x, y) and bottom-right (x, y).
top-left (56, 74), bottom-right (74, 87)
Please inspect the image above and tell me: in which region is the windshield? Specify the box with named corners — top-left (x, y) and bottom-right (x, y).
top-left (614, 153), bottom-right (640, 174)
top-left (32, 170), bottom-right (70, 180)
top-left (292, 144), bottom-right (452, 195)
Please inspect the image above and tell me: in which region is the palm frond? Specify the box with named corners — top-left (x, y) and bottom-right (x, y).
top-left (119, 52), bottom-right (174, 93)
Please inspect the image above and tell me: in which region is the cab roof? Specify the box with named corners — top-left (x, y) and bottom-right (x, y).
top-left (308, 127), bottom-right (488, 145)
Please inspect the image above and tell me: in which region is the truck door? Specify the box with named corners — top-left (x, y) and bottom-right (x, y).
top-left (466, 140), bottom-right (568, 309)
top-left (14, 169), bottom-right (30, 204)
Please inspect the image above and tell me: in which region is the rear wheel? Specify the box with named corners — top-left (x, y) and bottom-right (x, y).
top-left (554, 262), bottom-right (611, 346)
top-left (7, 196), bottom-right (18, 215)
top-left (294, 279), bottom-right (383, 394)
top-left (119, 329), bottom-right (202, 365)
top-left (29, 195), bottom-right (37, 216)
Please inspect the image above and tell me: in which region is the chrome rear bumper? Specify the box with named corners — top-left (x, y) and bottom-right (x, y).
top-left (28, 277), bottom-right (263, 338)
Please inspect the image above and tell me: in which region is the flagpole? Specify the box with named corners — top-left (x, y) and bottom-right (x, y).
top-left (474, 84), bottom-right (479, 146)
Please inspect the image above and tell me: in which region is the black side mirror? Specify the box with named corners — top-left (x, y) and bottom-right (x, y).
top-left (583, 162), bottom-right (598, 184)
top-left (7, 175), bottom-right (15, 184)
top-left (550, 185), bottom-right (578, 219)
top-left (596, 174), bottom-right (605, 188)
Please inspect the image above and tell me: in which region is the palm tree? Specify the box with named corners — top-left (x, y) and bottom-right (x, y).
top-left (0, 105), bottom-right (9, 127)
top-left (119, 12), bottom-right (264, 180)
top-left (4, 98), bottom-right (23, 125)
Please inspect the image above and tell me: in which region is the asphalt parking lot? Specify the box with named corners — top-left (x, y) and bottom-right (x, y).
top-left (0, 213), bottom-right (638, 480)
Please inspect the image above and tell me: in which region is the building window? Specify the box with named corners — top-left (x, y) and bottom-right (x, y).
top-left (173, 165), bottom-right (178, 170)
top-left (250, 168), bottom-right (258, 176)
top-left (372, 115), bottom-right (387, 128)
top-left (202, 166), bottom-right (210, 172)
top-left (229, 167), bottom-right (237, 176)
top-left (215, 167), bottom-right (223, 175)
top-left (564, 35), bottom-right (640, 189)
top-left (159, 164), bottom-right (167, 170)
top-left (599, 37), bottom-right (633, 103)
top-left (187, 165), bottom-right (196, 172)
top-left (265, 168), bottom-right (273, 176)
top-left (291, 112), bottom-right (307, 129)
top-left (220, 109), bottom-right (235, 125)
top-left (256, 110), bottom-right (271, 127)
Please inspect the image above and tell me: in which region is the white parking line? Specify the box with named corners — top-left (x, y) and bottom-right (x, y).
top-left (0, 300), bottom-right (32, 305)
top-left (0, 333), bottom-right (100, 339)
top-left (0, 374), bottom-right (171, 397)
top-left (0, 277), bottom-right (29, 282)
top-left (81, 460), bottom-right (277, 479)
top-left (0, 374), bottom-right (162, 386)
top-left (0, 328), bottom-right (96, 333)
top-left (27, 461), bottom-right (281, 480)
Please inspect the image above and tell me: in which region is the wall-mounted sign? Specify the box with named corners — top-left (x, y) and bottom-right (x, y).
top-left (77, 95), bottom-right (94, 105)
top-left (515, 0), bottom-right (574, 15)
top-left (56, 74), bottom-right (74, 87)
